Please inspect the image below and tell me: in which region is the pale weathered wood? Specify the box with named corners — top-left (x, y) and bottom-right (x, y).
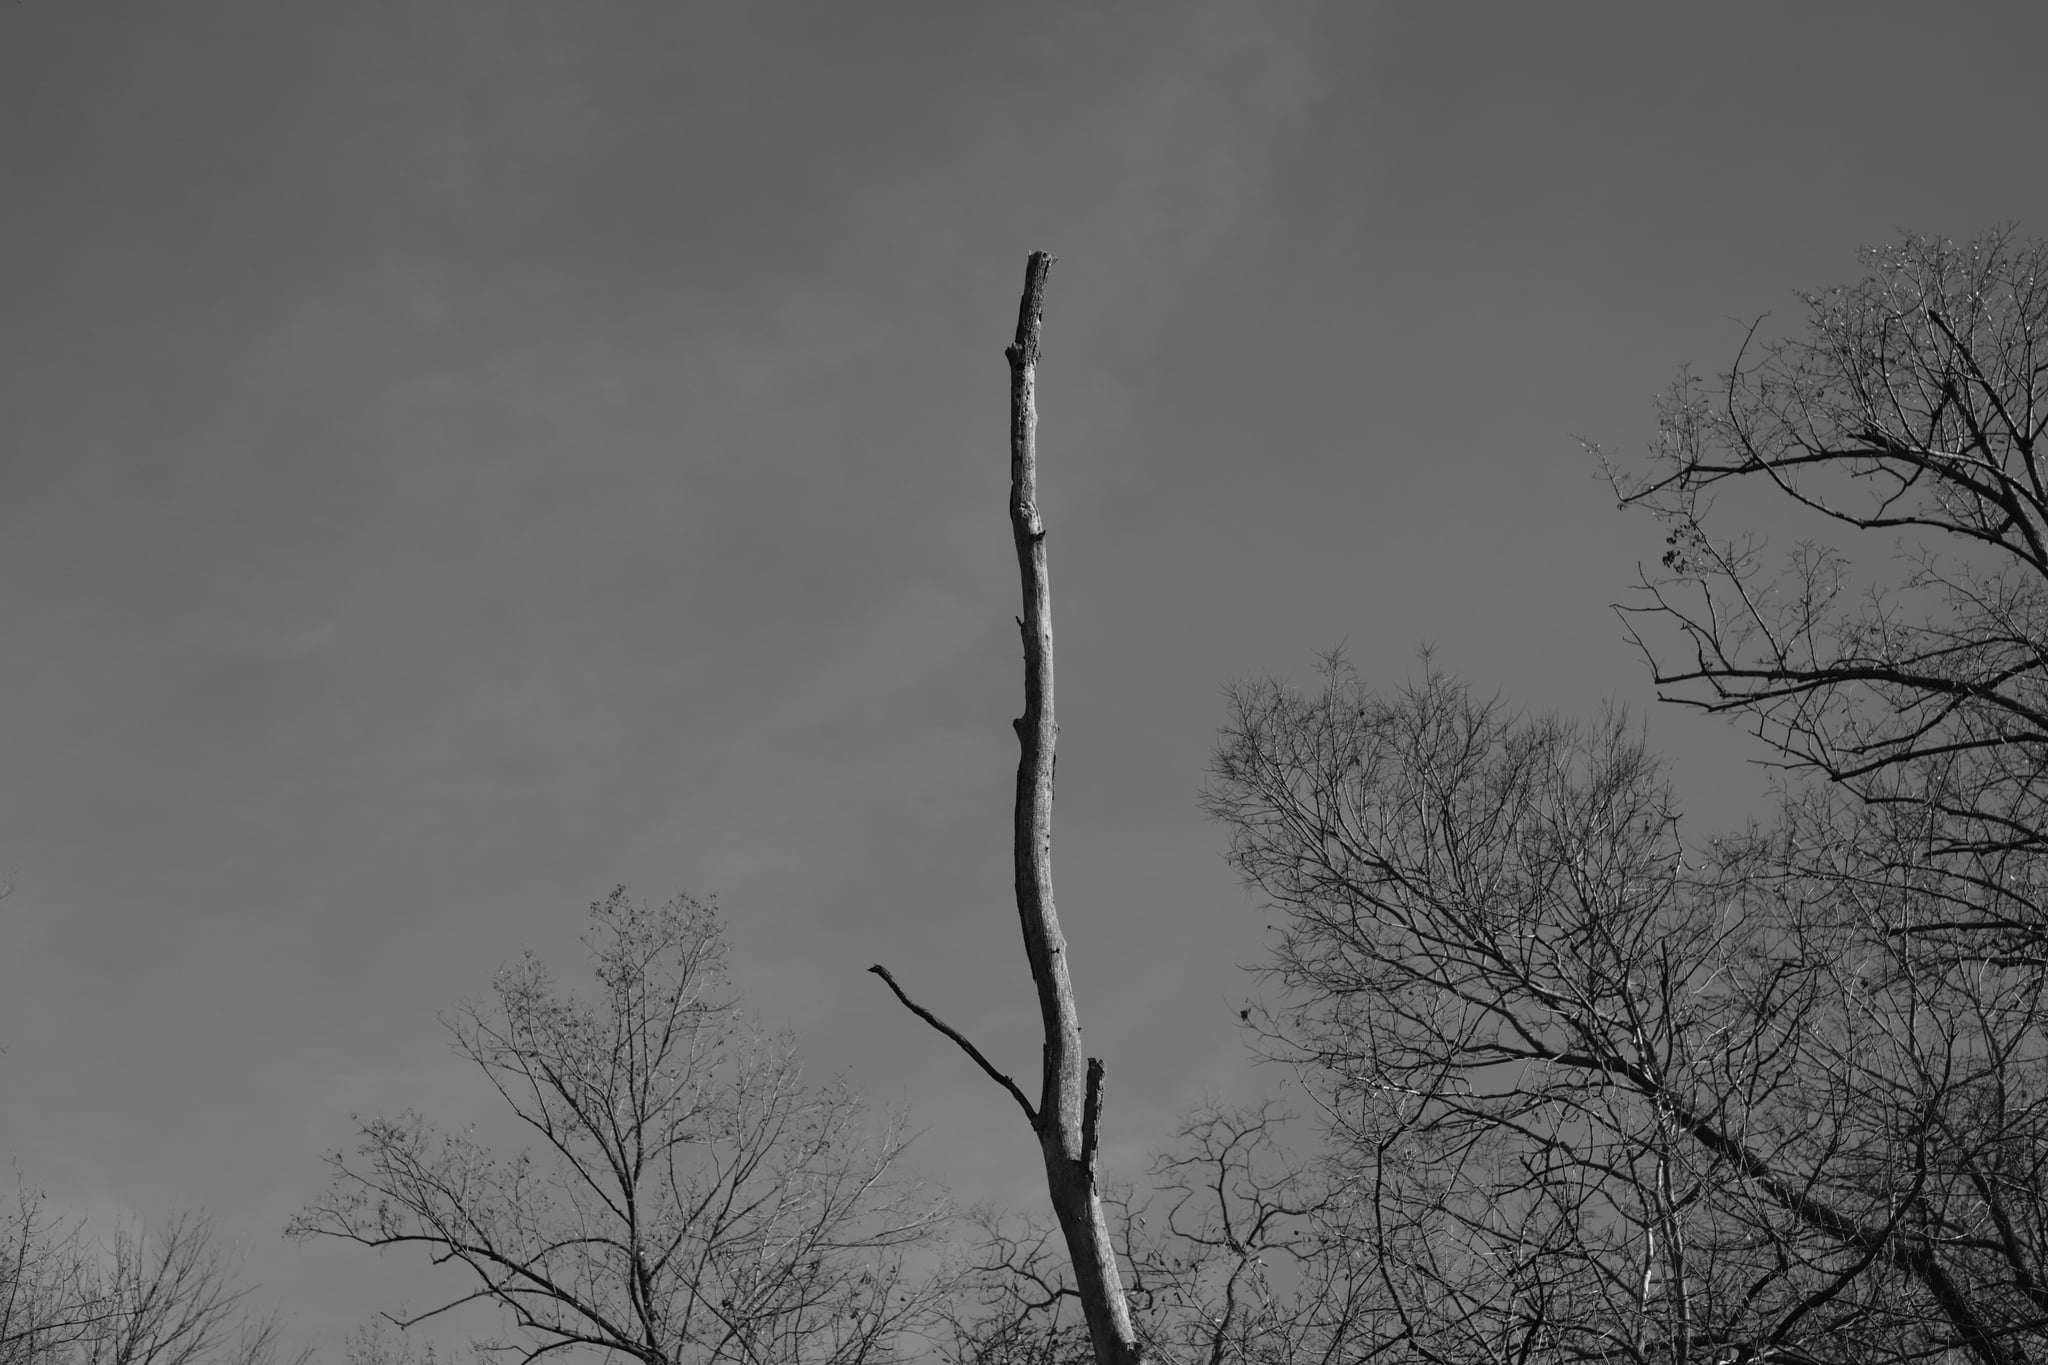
top-left (873, 253), bottom-right (1148, 1365)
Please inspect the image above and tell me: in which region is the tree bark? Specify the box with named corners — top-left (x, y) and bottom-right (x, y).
top-left (1003, 252), bottom-right (1147, 1365)
top-left (872, 252), bottom-right (1149, 1365)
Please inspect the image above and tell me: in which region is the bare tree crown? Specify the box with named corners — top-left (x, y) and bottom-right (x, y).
top-left (1605, 228), bottom-right (2048, 963)
top-left (291, 889), bottom-right (951, 1365)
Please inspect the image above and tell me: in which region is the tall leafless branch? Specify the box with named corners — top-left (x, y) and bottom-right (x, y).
top-left (872, 254), bottom-right (1148, 1365)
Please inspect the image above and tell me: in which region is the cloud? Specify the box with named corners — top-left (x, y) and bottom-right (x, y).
top-left (1076, 9), bottom-right (1334, 295)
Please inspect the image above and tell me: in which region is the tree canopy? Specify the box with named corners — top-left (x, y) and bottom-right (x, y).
top-left (292, 891), bottom-right (952, 1365)
top-left (1607, 228), bottom-right (2048, 966)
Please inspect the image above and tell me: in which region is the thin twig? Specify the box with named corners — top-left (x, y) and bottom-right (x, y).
top-left (868, 964), bottom-right (1037, 1124)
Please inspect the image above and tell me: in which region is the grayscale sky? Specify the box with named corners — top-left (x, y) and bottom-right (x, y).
top-left (4, 3), bottom-right (2046, 1357)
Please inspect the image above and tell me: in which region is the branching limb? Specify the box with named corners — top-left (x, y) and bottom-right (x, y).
top-left (868, 964), bottom-right (1038, 1126)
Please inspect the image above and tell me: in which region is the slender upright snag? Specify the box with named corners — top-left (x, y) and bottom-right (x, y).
top-left (869, 253), bottom-right (1150, 1365)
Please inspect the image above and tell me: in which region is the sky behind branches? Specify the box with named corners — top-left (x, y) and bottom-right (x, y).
top-left (3, 3), bottom-right (2047, 1357)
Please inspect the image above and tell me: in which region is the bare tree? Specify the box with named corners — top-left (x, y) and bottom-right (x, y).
top-left (291, 889), bottom-right (953, 1365)
top-left (0, 1182), bottom-right (101, 1365)
top-left (1602, 228), bottom-right (2048, 963)
top-left (74, 1218), bottom-right (300, 1365)
top-left (1, 1191), bottom-right (299, 1365)
top-left (1203, 658), bottom-right (2048, 1363)
top-left (869, 253), bottom-right (1149, 1365)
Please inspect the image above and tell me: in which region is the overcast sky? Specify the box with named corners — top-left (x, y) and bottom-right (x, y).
top-left (4, 3), bottom-right (2047, 1358)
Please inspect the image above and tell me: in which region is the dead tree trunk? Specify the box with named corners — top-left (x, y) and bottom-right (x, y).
top-left (870, 252), bottom-right (1150, 1365)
